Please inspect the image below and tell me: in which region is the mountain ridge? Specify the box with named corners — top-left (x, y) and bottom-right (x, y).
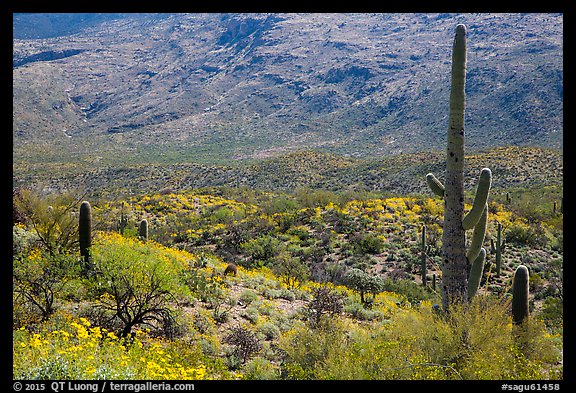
top-left (13, 13), bottom-right (563, 168)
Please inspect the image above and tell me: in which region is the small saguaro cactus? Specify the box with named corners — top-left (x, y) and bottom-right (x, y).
top-left (512, 265), bottom-right (530, 325)
top-left (490, 221), bottom-right (506, 276)
top-left (425, 24), bottom-right (492, 310)
top-left (138, 219), bottom-right (149, 242)
top-left (421, 224), bottom-right (429, 286)
top-left (118, 211), bottom-right (128, 235)
top-left (79, 201), bottom-right (92, 273)
top-left (553, 199), bottom-right (562, 215)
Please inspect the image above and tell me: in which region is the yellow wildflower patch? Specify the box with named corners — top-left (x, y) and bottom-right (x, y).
top-left (13, 318), bottom-right (209, 380)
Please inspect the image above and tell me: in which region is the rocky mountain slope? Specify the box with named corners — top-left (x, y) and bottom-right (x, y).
top-left (13, 13), bottom-right (563, 168)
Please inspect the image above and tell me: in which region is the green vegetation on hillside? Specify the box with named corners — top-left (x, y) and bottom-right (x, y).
top-left (13, 184), bottom-right (563, 380)
top-left (13, 146), bottom-right (563, 200)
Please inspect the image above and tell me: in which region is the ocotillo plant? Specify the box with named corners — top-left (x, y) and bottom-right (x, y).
top-left (425, 24), bottom-right (492, 310)
top-left (138, 219), bottom-right (149, 242)
top-left (79, 201), bottom-right (92, 274)
top-left (512, 265), bottom-right (530, 325)
top-left (490, 221), bottom-right (506, 276)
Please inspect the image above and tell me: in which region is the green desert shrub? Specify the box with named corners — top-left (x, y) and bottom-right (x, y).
top-left (279, 295), bottom-right (561, 380)
top-left (13, 188), bottom-right (87, 256)
top-left (242, 357), bottom-right (281, 380)
top-left (91, 233), bottom-right (191, 337)
top-left (271, 252), bottom-right (310, 289)
top-left (343, 267), bottom-right (385, 305)
top-left (278, 318), bottom-right (348, 379)
top-left (353, 233), bottom-right (386, 255)
top-left (13, 249), bottom-right (80, 322)
top-left (381, 278), bottom-right (436, 305)
top-left (239, 289), bottom-right (259, 306)
top-left (256, 320), bottom-right (281, 341)
top-left (344, 298), bottom-right (384, 321)
top-left (240, 235), bottom-right (282, 268)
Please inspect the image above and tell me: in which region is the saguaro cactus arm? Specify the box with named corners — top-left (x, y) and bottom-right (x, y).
top-left (467, 247), bottom-right (486, 300)
top-left (462, 168), bottom-right (492, 230)
top-left (426, 173), bottom-right (445, 197)
top-left (466, 203), bottom-right (488, 263)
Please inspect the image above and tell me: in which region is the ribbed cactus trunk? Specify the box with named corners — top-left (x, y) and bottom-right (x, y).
top-left (139, 219), bottom-right (149, 242)
top-left (421, 225), bottom-right (427, 286)
top-left (118, 212), bottom-right (128, 235)
top-left (441, 24), bottom-right (469, 311)
top-left (79, 201), bottom-right (92, 274)
top-left (512, 265), bottom-right (530, 325)
top-left (491, 221), bottom-right (506, 276)
top-left (425, 24), bottom-right (492, 311)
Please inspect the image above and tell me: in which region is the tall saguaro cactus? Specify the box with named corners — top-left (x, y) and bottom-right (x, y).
top-left (79, 201), bottom-right (92, 274)
top-left (425, 24), bottom-right (492, 311)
